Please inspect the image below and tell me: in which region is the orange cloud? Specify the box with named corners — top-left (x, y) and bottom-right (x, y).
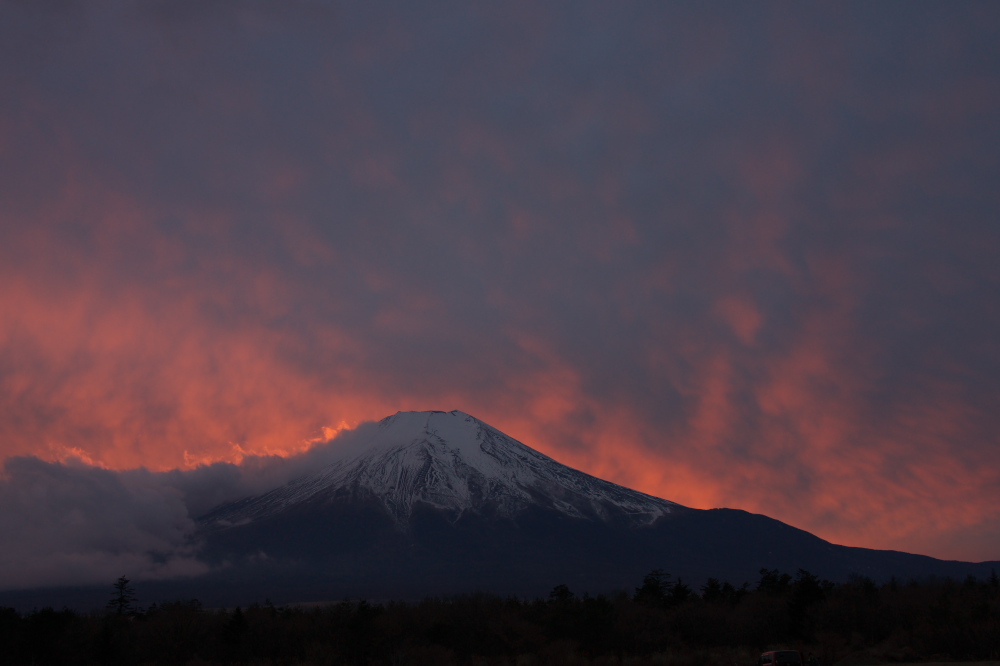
top-left (2, 0), bottom-right (999, 566)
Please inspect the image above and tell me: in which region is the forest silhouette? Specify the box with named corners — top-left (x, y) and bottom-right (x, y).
top-left (1, 568), bottom-right (998, 665)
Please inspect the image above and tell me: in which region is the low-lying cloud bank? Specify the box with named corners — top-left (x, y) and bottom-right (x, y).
top-left (0, 456), bottom-right (206, 589)
top-left (0, 422), bottom-right (383, 590)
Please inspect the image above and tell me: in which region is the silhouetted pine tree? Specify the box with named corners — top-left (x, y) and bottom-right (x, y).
top-left (107, 575), bottom-right (137, 616)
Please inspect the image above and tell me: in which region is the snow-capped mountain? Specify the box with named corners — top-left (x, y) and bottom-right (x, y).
top-left (202, 410), bottom-right (679, 528)
top-left (167, 409), bottom-right (1000, 607)
top-left (5, 411), bottom-right (999, 610)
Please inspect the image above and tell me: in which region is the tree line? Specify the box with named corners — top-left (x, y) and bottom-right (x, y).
top-left (1, 568), bottom-right (998, 665)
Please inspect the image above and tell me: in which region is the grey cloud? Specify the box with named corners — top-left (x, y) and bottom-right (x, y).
top-left (0, 457), bottom-right (205, 589)
top-left (0, 423), bottom-right (385, 590)
top-left (1, 0), bottom-right (999, 560)
top-left (158, 420), bottom-right (384, 518)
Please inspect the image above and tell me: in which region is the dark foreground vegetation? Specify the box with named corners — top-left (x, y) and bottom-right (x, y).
top-left (2, 569), bottom-right (1000, 665)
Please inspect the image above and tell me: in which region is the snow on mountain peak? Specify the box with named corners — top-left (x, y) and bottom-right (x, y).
top-left (201, 410), bottom-right (680, 528)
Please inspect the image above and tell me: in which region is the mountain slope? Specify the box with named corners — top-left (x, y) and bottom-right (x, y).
top-left (179, 410), bottom-right (1000, 605)
top-left (202, 410), bottom-right (679, 528)
top-left (2, 409), bottom-right (998, 610)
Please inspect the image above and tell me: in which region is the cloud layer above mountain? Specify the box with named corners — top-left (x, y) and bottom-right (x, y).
top-left (2, 1), bottom-right (1000, 563)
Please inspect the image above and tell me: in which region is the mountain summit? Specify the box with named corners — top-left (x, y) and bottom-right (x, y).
top-left (203, 410), bottom-right (679, 528)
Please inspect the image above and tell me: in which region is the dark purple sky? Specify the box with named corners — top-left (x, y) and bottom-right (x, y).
top-left (1, 1), bottom-right (999, 588)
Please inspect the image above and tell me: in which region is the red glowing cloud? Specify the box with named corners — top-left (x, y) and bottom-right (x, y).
top-left (0, 1), bottom-right (999, 566)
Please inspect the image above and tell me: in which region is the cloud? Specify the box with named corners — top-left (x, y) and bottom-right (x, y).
top-left (0, 457), bottom-right (205, 589)
top-left (0, 421), bottom-right (393, 590)
top-left (0, 1), bottom-right (999, 563)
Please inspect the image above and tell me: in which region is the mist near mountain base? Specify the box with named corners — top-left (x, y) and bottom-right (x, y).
top-left (0, 422), bottom-right (382, 590)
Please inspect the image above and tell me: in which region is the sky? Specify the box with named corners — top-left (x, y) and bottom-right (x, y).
top-left (1, 0), bottom-right (1000, 588)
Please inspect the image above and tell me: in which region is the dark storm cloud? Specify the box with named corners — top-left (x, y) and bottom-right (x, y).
top-left (0, 456), bottom-right (205, 589)
top-left (0, 0), bottom-right (999, 571)
top-left (0, 422), bottom-right (386, 589)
